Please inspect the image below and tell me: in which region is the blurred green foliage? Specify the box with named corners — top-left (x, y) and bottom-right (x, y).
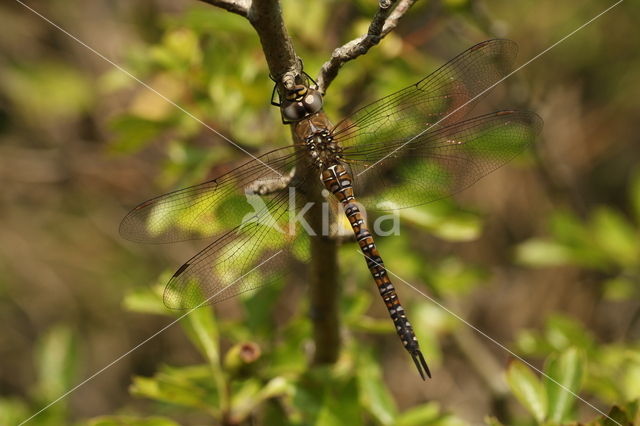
top-left (2, 0), bottom-right (640, 425)
top-left (517, 171), bottom-right (640, 302)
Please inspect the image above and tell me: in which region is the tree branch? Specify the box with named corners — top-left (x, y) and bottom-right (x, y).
top-left (200, 0), bottom-right (340, 366)
top-left (247, 0), bottom-right (300, 90)
top-left (316, 0), bottom-right (417, 93)
top-left (198, 0), bottom-right (250, 17)
top-left (201, 0), bottom-right (416, 372)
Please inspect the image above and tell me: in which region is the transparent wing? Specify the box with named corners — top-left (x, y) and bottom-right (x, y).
top-left (343, 111), bottom-right (543, 209)
top-left (163, 187), bottom-right (311, 309)
top-left (120, 146), bottom-right (302, 243)
top-left (331, 39), bottom-right (518, 149)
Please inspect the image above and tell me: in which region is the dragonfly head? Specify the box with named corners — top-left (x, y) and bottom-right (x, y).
top-left (271, 72), bottom-right (323, 124)
top-left (281, 85), bottom-right (323, 122)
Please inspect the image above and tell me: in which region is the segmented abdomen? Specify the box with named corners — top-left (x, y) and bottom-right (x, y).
top-left (321, 162), bottom-right (430, 379)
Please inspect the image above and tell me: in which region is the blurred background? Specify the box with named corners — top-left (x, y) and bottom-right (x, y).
top-left (1, 0), bottom-right (639, 425)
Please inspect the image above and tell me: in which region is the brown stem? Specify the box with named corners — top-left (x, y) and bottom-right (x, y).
top-left (308, 201), bottom-right (341, 364)
top-left (291, 121), bottom-right (341, 364)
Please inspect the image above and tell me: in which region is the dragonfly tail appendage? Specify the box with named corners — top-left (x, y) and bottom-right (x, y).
top-left (411, 349), bottom-right (431, 380)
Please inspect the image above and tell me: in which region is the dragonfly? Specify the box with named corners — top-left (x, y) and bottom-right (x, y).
top-left (120, 39), bottom-right (543, 380)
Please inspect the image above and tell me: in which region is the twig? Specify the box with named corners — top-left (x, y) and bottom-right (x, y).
top-left (198, 0), bottom-right (250, 17)
top-left (247, 0), bottom-right (300, 90)
top-left (316, 0), bottom-right (417, 93)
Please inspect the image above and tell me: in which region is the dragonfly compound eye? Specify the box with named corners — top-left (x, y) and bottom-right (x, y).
top-left (282, 101), bottom-right (307, 122)
top-left (302, 89), bottom-right (323, 115)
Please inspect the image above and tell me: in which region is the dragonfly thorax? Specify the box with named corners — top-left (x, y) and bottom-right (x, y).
top-left (304, 129), bottom-right (342, 169)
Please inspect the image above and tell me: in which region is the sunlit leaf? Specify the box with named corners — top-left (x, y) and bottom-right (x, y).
top-left (544, 315), bottom-right (595, 352)
top-left (128, 73), bottom-right (186, 120)
top-left (544, 348), bottom-right (585, 423)
top-left (0, 398), bottom-right (29, 426)
top-left (228, 379), bottom-right (262, 422)
top-left (516, 238), bottom-right (573, 267)
top-left (0, 62), bottom-right (92, 122)
top-left (591, 207), bottom-right (639, 267)
top-left (130, 365), bottom-right (219, 413)
top-left (515, 329), bottom-right (555, 356)
top-left (431, 257), bottom-right (485, 297)
top-left (506, 361), bottom-right (547, 422)
top-left (85, 416), bottom-right (181, 426)
top-left (395, 402), bottom-right (440, 425)
top-left (357, 350), bottom-right (397, 425)
top-left (35, 325), bottom-right (77, 402)
top-left (181, 306), bottom-right (220, 367)
top-left (623, 361), bottom-right (640, 401)
top-left (123, 285), bottom-right (168, 315)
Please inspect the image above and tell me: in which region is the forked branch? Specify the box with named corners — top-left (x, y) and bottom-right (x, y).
top-left (316, 0), bottom-right (417, 93)
top-left (198, 0), bottom-right (249, 17)
top-left (198, 0), bottom-right (415, 369)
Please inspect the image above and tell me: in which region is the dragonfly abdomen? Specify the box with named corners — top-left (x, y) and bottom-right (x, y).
top-left (321, 163), bottom-right (431, 380)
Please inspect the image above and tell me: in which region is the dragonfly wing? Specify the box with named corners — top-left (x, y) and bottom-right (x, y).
top-left (120, 146), bottom-right (301, 243)
top-left (343, 111), bottom-right (543, 209)
top-left (163, 188), bottom-right (310, 308)
top-left (331, 39), bottom-right (518, 149)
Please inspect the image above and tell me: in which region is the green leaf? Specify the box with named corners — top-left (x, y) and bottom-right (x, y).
top-left (484, 416), bottom-right (505, 426)
top-left (109, 115), bottom-right (168, 154)
top-left (431, 257), bottom-right (485, 297)
top-left (544, 348), bottom-right (585, 423)
top-left (623, 361), bottom-right (640, 402)
top-left (506, 360), bottom-right (547, 422)
top-left (85, 415), bottom-right (181, 426)
top-left (591, 207), bottom-right (639, 267)
top-left (35, 325), bottom-right (77, 402)
top-left (130, 365), bottom-right (219, 413)
top-left (516, 238), bottom-right (573, 267)
top-left (181, 306), bottom-right (220, 366)
top-left (0, 62), bottom-right (92, 121)
top-left (357, 351), bottom-right (398, 425)
top-left (545, 315), bottom-right (594, 352)
top-left (123, 285), bottom-right (169, 315)
top-left (603, 277), bottom-right (637, 301)
top-left (395, 402), bottom-right (441, 425)
top-left (294, 372), bottom-right (362, 426)
top-left (316, 377), bottom-right (361, 426)
top-left (0, 398), bottom-right (29, 426)
top-left (399, 204), bottom-right (482, 242)
top-left (228, 379), bottom-right (262, 422)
